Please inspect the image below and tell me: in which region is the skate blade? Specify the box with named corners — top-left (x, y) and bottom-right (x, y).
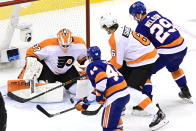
top-left (150, 119), bottom-right (169, 131)
top-left (132, 110), bottom-right (152, 116)
top-left (181, 98), bottom-right (193, 104)
top-left (121, 111), bottom-right (125, 116)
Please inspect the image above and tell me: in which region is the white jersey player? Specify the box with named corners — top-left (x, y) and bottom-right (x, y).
top-left (108, 24), bottom-right (158, 68)
top-left (17, 28), bottom-right (87, 95)
top-left (100, 13), bottom-right (160, 113)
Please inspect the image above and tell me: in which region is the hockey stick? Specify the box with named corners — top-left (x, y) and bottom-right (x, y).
top-left (36, 105), bottom-right (75, 118)
top-left (7, 74), bottom-right (87, 103)
top-left (81, 104), bottom-right (103, 116)
top-left (36, 100), bottom-right (96, 118)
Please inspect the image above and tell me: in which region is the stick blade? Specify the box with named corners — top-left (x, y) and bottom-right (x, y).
top-left (81, 110), bottom-right (98, 115)
top-left (81, 105), bottom-right (103, 116)
top-left (7, 92), bottom-right (27, 103)
top-left (36, 105), bottom-right (52, 118)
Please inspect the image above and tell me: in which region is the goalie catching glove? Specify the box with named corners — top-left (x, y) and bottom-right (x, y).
top-left (75, 97), bottom-right (90, 111)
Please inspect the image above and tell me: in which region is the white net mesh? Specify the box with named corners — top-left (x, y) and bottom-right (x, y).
top-left (0, 0), bottom-right (87, 69)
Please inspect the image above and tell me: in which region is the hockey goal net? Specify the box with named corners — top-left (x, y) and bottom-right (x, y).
top-left (0, 0), bottom-right (93, 69)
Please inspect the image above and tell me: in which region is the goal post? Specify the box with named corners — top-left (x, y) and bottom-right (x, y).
top-left (86, 0), bottom-right (90, 49)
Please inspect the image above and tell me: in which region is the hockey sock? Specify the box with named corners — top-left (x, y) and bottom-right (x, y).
top-left (171, 68), bottom-right (187, 88)
top-left (142, 79), bottom-right (152, 97)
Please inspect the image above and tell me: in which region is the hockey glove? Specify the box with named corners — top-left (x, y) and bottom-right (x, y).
top-left (23, 57), bottom-right (43, 83)
top-left (79, 70), bottom-right (86, 76)
top-left (75, 97), bottom-right (89, 111)
top-left (95, 90), bottom-right (106, 105)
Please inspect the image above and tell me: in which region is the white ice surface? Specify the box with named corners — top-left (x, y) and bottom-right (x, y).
top-left (0, 0), bottom-right (196, 131)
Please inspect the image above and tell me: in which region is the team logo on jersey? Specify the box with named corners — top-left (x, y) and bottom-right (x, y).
top-left (90, 66), bottom-right (98, 75)
top-left (67, 59), bottom-right (73, 65)
top-left (122, 25), bottom-right (131, 38)
top-left (57, 56), bottom-right (74, 68)
top-left (111, 49), bottom-right (116, 57)
top-left (90, 70), bottom-right (94, 75)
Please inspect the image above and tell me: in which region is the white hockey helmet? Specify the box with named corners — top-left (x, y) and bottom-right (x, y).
top-left (57, 28), bottom-right (73, 49)
top-left (100, 13), bottom-right (118, 28)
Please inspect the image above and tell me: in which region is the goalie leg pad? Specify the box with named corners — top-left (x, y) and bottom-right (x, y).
top-left (8, 80), bottom-right (64, 103)
top-left (76, 80), bottom-right (94, 99)
top-left (30, 83), bottom-right (64, 103)
top-left (68, 83), bottom-right (77, 95)
top-left (8, 80), bottom-right (30, 92)
top-left (7, 80), bottom-right (46, 92)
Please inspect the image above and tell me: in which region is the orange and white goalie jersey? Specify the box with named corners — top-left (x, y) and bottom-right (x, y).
top-left (109, 25), bottom-right (159, 69)
top-left (26, 36), bottom-right (87, 74)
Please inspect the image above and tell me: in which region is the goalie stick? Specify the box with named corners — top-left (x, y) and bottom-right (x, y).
top-left (81, 105), bottom-right (103, 116)
top-left (7, 74), bottom-right (87, 103)
top-left (36, 100), bottom-right (96, 118)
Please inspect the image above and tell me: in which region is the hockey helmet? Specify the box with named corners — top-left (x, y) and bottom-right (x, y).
top-left (129, 1), bottom-right (146, 17)
top-left (100, 13), bottom-right (118, 28)
top-left (57, 28), bottom-right (73, 49)
top-left (87, 46), bottom-right (101, 61)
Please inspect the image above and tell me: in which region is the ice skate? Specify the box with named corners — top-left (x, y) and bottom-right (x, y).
top-left (178, 85), bottom-right (193, 104)
top-left (149, 105), bottom-right (169, 131)
top-left (121, 107), bottom-right (126, 116)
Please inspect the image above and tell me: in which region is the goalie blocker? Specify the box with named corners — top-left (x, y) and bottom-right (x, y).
top-left (7, 80), bottom-right (64, 103)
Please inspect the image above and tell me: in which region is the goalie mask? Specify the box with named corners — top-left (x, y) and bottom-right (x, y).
top-left (57, 28), bottom-right (73, 49)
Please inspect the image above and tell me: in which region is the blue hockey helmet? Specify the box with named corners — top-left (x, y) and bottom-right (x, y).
top-left (129, 1), bottom-right (146, 17)
top-left (87, 46), bottom-right (101, 61)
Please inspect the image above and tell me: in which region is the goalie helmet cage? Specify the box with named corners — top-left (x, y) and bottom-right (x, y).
top-left (0, 0), bottom-right (90, 69)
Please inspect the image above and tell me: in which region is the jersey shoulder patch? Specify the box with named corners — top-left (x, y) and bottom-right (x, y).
top-left (122, 25), bottom-right (131, 38)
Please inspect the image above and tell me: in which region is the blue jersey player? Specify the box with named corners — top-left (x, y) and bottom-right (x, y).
top-left (75, 46), bottom-right (168, 131)
top-left (129, 1), bottom-right (192, 102)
